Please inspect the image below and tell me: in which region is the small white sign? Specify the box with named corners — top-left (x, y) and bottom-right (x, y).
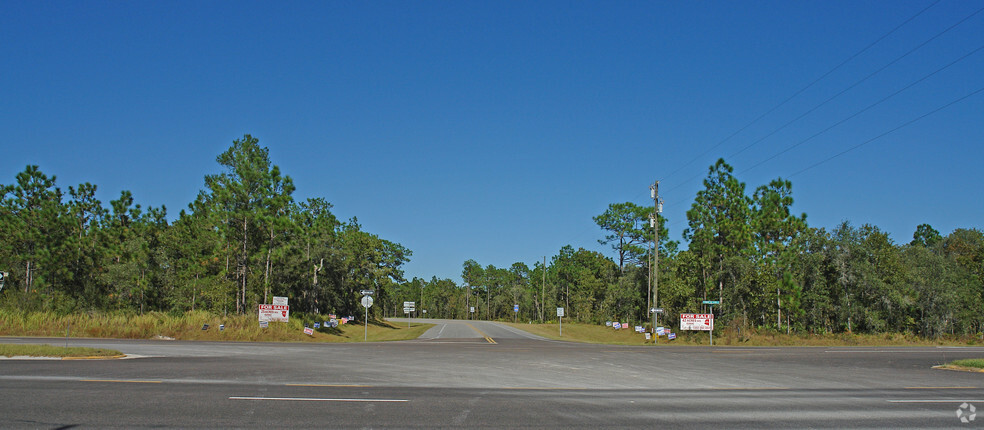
top-left (557, 307), bottom-right (564, 317)
top-left (361, 295), bottom-right (374, 308)
top-left (273, 296), bottom-right (288, 306)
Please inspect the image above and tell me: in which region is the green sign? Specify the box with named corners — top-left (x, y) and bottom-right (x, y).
top-left (702, 300), bottom-right (720, 305)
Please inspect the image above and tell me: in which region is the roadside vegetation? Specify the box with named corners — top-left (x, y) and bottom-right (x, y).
top-left (506, 322), bottom-right (984, 347)
top-left (0, 309), bottom-right (431, 343)
top-left (940, 358), bottom-right (984, 372)
top-left (0, 343), bottom-right (122, 358)
top-left (2, 136), bottom-right (982, 345)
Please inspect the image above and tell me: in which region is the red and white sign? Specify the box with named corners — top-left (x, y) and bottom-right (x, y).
top-left (680, 313), bottom-right (714, 331)
top-left (303, 327), bottom-right (314, 336)
top-left (259, 304), bottom-right (289, 323)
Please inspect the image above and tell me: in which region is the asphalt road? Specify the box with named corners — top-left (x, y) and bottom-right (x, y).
top-left (2, 319), bottom-right (984, 428)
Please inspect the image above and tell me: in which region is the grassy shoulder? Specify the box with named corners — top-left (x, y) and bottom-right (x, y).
top-left (939, 359), bottom-right (984, 372)
top-left (0, 310), bottom-right (432, 343)
top-left (504, 321), bottom-right (984, 347)
top-left (0, 343), bottom-right (123, 358)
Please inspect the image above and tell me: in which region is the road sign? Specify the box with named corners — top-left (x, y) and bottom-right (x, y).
top-left (651, 307), bottom-right (664, 314)
top-left (404, 301), bottom-right (416, 311)
top-left (702, 300), bottom-right (720, 305)
top-left (361, 290), bottom-right (375, 296)
top-left (680, 313), bottom-right (714, 331)
top-left (259, 304), bottom-right (289, 322)
top-left (557, 307), bottom-right (565, 317)
top-left (361, 295), bottom-right (374, 308)
top-left (470, 307), bottom-right (475, 313)
top-left (514, 304), bottom-right (519, 313)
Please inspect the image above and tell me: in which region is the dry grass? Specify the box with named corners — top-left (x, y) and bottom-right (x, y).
top-left (0, 310), bottom-right (431, 343)
top-left (503, 322), bottom-right (984, 347)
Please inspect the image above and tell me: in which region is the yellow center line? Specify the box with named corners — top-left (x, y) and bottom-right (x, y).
top-left (465, 323), bottom-right (497, 344)
top-left (82, 379), bottom-right (162, 384)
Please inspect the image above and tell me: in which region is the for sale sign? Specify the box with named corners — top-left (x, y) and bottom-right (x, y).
top-left (680, 313), bottom-right (714, 331)
top-left (259, 304), bottom-right (289, 323)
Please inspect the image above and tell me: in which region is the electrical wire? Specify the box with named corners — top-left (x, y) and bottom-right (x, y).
top-left (661, 0), bottom-right (944, 181)
top-left (788, 85), bottom-right (984, 178)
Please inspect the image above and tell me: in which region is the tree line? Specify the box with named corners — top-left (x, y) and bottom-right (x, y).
top-left (388, 159), bottom-right (983, 338)
top-left (0, 135), bottom-right (408, 319)
top-left (3, 137), bottom-right (982, 338)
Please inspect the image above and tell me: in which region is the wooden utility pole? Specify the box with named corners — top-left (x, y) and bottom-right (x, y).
top-left (650, 181), bottom-right (661, 329)
top-left (541, 256), bottom-right (546, 322)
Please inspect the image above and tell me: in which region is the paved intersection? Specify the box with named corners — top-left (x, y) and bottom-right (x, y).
top-left (2, 319), bottom-right (983, 428)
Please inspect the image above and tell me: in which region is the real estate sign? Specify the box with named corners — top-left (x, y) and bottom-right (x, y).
top-left (259, 304), bottom-right (290, 322)
top-left (680, 313), bottom-right (713, 331)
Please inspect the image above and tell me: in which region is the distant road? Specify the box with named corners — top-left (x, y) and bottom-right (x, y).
top-left (2, 319), bottom-right (984, 428)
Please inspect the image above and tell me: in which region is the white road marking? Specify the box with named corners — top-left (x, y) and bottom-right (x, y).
top-left (888, 400), bottom-right (984, 403)
top-left (230, 396), bottom-right (407, 402)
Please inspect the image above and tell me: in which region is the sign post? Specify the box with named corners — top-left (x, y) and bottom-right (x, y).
top-left (361, 295), bottom-right (374, 341)
top-left (702, 300), bottom-right (719, 346)
top-left (514, 304), bottom-right (519, 323)
top-left (404, 301), bottom-right (415, 328)
top-left (557, 307), bottom-right (564, 337)
top-left (650, 307), bottom-right (663, 345)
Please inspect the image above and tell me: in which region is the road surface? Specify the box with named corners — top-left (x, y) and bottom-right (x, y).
top-left (2, 318), bottom-right (983, 428)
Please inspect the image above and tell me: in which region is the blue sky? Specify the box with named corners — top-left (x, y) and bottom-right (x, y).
top-left (2, 1), bottom-right (982, 282)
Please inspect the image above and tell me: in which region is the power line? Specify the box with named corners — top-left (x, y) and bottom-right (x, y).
top-left (740, 43), bottom-right (984, 175)
top-left (662, 0), bottom-right (944, 181)
top-left (662, 84), bottom-right (984, 234)
top-left (788, 85), bottom-right (984, 178)
top-left (661, 2), bottom-right (983, 198)
top-left (728, 3), bottom-right (984, 160)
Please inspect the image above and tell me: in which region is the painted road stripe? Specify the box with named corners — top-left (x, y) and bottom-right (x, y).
top-left (710, 387), bottom-right (790, 390)
top-left (286, 384), bottom-right (371, 388)
top-left (904, 386), bottom-right (978, 389)
top-left (465, 323), bottom-right (497, 344)
top-left (230, 396), bottom-right (407, 403)
top-left (888, 400), bottom-right (984, 403)
top-left (503, 387), bottom-right (589, 390)
top-left (82, 379), bottom-right (162, 384)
